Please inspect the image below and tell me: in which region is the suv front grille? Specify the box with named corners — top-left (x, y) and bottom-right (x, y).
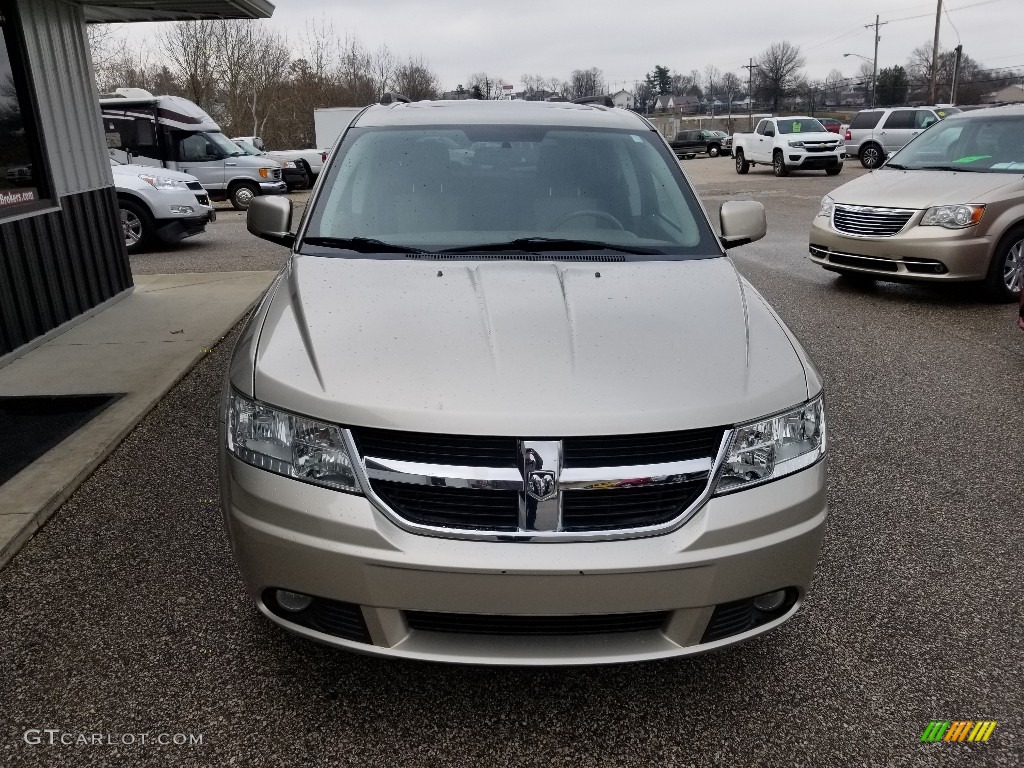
top-left (833, 204), bottom-right (915, 237)
top-left (352, 426), bottom-right (726, 537)
top-left (561, 480), bottom-right (707, 531)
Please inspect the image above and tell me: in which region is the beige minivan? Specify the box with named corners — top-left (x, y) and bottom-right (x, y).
top-left (811, 104), bottom-right (1024, 302)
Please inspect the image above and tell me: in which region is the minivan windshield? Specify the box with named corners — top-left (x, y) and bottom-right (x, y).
top-left (885, 114), bottom-right (1024, 173)
top-left (301, 125), bottom-right (719, 258)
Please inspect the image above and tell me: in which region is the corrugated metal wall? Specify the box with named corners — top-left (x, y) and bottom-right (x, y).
top-left (0, 187), bottom-right (130, 357)
top-left (17, 0), bottom-right (113, 197)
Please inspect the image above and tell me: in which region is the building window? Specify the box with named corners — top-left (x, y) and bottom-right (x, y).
top-left (0, 1), bottom-right (49, 213)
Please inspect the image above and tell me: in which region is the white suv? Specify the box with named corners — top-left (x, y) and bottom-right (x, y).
top-left (845, 106), bottom-right (961, 169)
top-left (110, 160), bottom-right (215, 254)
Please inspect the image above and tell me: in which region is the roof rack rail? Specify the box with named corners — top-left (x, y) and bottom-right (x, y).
top-left (380, 92), bottom-right (412, 104)
top-left (572, 95), bottom-right (614, 107)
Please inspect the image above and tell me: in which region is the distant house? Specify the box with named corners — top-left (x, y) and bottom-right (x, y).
top-left (983, 83), bottom-right (1024, 103)
top-left (654, 93), bottom-right (700, 113)
top-left (611, 89), bottom-right (634, 109)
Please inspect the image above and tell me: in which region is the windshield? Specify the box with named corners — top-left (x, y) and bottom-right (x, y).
top-left (886, 114), bottom-right (1024, 173)
top-left (302, 125), bottom-right (718, 259)
top-left (776, 119), bottom-right (827, 135)
top-left (233, 140), bottom-right (264, 156)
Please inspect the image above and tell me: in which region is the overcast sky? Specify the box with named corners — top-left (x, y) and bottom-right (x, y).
top-left (131, 0), bottom-right (1021, 91)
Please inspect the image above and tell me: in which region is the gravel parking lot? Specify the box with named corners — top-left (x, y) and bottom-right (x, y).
top-left (3, 157), bottom-right (1021, 767)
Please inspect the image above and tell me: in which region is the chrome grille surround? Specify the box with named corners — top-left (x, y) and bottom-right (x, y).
top-left (346, 428), bottom-right (733, 542)
top-left (832, 204), bottom-right (917, 238)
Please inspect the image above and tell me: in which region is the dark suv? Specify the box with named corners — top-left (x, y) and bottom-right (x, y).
top-left (669, 129), bottom-right (729, 159)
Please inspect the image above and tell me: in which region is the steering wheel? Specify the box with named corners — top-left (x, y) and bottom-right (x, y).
top-left (553, 209), bottom-right (625, 231)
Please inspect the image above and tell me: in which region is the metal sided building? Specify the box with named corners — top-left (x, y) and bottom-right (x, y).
top-left (0, 0), bottom-right (273, 364)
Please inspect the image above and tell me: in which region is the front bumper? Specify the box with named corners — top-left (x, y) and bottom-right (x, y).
top-left (259, 181), bottom-right (288, 195)
top-left (788, 152), bottom-right (843, 169)
top-left (154, 209), bottom-right (215, 243)
top-left (809, 215), bottom-right (994, 281)
top-left (220, 451), bottom-right (827, 665)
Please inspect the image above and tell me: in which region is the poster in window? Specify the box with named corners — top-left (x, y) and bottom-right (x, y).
top-left (0, 6), bottom-right (44, 210)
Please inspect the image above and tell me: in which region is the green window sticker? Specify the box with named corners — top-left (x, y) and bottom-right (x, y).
top-left (954, 155), bottom-right (992, 164)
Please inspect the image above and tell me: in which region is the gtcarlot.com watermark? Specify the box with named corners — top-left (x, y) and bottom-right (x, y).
top-left (23, 729), bottom-right (203, 747)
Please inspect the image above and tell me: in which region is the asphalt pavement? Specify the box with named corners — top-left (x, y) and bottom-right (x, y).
top-left (2, 159), bottom-right (1021, 767)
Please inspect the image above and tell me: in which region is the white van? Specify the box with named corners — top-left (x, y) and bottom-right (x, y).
top-left (99, 89), bottom-right (287, 210)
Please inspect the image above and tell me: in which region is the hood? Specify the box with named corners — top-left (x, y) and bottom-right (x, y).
top-left (249, 256), bottom-right (810, 436)
top-left (109, 162), bottom-right (198, 183)
top-left (830, 168), bottom-right (1020, 209)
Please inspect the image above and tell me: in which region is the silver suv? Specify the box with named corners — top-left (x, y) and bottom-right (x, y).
top-left (845, 105), bottom-right (961, 168)
top-left (222, 99), bottom-right (828, 665)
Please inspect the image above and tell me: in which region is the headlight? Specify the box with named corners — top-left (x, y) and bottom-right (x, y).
top-left (227, 390), bottom-right (360, 493)
top-left (818, 195), bottom-right (834, 218)
top-left (788, 141), bottom-right (805, 148)
top-left (281, 160), bottom-right (297, 168)
top-left (921, 204), bottom-right (985, 229)
top-left (714, 396), bottom-right (826, 494)
top-left (139, 174), bottom-right (188, 190)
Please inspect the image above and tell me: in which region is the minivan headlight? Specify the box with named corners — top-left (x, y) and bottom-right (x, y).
top-left (227, 390), bottom-right (360, 493)
top-left (818, 195), bottom-right (834, 218)
top-left (920, 204), bottom-right (985, 229)
top-left (714, 395), bottom-right (826, 494)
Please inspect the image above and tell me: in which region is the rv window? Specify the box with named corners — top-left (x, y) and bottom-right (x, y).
top-left (178, 133), bottom-right (221, 162)
top-left (0, 2), bottom-right (50, 213)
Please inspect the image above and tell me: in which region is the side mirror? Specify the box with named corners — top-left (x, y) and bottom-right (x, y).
top-left (247, 196), bottom-right (295, 248)
top-left (764, 128), bottom-right (775, 137)
top-left (719, 201), bottom-right (767, 250)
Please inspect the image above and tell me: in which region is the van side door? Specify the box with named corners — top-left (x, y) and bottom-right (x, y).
top-left (172, 131), bottom-right (226, 192)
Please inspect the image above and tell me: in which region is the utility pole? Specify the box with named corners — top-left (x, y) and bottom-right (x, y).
top-left (949, 43), bottom-right (963, 104)
top-left (742, 58), bottom-right (756, 130)
top-left (865, 14), bottom-right (887, 108)
top-left (930, 0), bottom-right (942, 104)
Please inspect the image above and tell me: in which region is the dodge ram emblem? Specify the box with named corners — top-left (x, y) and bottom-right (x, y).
top-left (526, 470), bottom-right (558, 501)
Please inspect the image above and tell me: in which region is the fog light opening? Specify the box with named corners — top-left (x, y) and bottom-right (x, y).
top-left (752, 589), bottom-right (787, 613)
top-left (275, 589), bottom-right (313, 613)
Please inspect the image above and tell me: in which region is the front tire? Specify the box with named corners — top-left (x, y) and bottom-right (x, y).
top-left (708, 145), bottom-right (719, 157)
top-left (826, 165), bottom-right (843, 176)
top-left (118, 198), bottom-right (153, 254)
top-left (984, 224), bottom-right (1024, 302)
top-left (297, 160), bottom-right (315, 190)
top-left (229, 182), bottom-right (259, 211)
top-left (859, 143), bottom-right (883, 169)
top-left (773, 150), bottom-right (788, 177)
top-left (735, 149), bottom-right (749, 174)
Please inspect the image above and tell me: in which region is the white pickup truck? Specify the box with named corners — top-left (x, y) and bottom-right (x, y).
top-left (732, 117), bottom-right (845, 177)
top-left (233, 136), bottom-right (327, 189)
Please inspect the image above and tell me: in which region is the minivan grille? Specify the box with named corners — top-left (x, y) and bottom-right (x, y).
top-left (373, 480), bottom-right (520, 531)
top-left (833, 204), bottom-right (915, 237)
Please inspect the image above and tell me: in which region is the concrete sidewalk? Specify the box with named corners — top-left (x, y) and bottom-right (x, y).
top-left (0, 270), bottom-right (276, 569)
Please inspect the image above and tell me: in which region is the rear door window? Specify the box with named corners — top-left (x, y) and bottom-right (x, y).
top-left (915, 110), bottom-right (939, 129)
top-left (849, 111), bottom-right (883, 129)
top-left (881, 111), bottom-right (915, 130)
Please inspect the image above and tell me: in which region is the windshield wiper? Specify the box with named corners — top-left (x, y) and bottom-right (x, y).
top-left (916, 164), bottom-right (984, 172)
top-left (883, 163), bottom-right (909, 169)
top-left (439, 237), bottom-right (663, 256)
top-left (302, 236), bottom-right (428, 254)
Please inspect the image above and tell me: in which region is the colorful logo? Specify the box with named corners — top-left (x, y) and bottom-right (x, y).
top-left (921, 721), bottom-right (997, 743)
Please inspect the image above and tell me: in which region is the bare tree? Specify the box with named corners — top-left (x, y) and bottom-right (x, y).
top-left (824, 68), bottom-right (845, 106)
top-left (371, 45), bottom-right (397, 99)
top-left (755, 41), bottom-right (806, 112)
top-left (159, 21), bottom-right (219, 112)
top-left (566, 67), bottom-right (605, 100)
top-left (393, 56), bottom-right (441, 101)
top-left (719, 71), bottom-right (742, 116)
top-left (704, 65), bottom-right (720, 111)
